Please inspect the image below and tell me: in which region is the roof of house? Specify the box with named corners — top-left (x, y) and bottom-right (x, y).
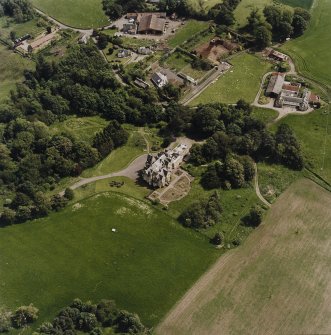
top-left (266, 73), bottom-right (285, 95)
top-left (151, 72), bottom-right (167, 85)
top-left (282, 84), bottom-right (300, 92)
top-left (138, 14), bottom-right (165, 33)
top-left (269, 49), bottom-right (288, 60)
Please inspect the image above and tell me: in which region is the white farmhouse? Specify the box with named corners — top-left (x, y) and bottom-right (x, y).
top-left (151, 72), bottom-right (168, 88)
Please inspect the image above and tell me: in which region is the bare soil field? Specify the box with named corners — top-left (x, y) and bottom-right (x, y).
top-left (196, 42), bottom-right (228, 63)
top-left (156, 178), bottom-right (331, 335)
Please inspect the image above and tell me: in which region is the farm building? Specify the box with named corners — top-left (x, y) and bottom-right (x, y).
top-left (151, 72), bottom-right (168, 88)
top-left (266, 73), bottom-right (285, 96)
top-left (137, 46), bottom-right (153, 55)
top-left (134, 78), bottom-right (150, 89)
top-left (266, 73), bottom-right (318, 111)
top-left (143, 144), bottom-right (189, 188)
top-left (137, 14), bottom-right (165, 34)
top-left (267, 49), bottom-right (288, 62)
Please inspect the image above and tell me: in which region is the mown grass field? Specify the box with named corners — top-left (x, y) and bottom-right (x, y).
top-left (281, 0), bottom-right (331, 91)
top-left (0, 44), bottom-right (34, 102)
top-left (31, 0), bottom-right (109, 28)
top-left (251, 107), bottom-right (278, 124)
top-left (0, 191), bottom-right (218, 329)
top-left (168, 20), bottom-right (210, 48)
top-left (156, 178), bottom-right (331, 335)
top-left (271, 108), bottom-right (331, 183)
top-left (191, 53), bottom-right (272, 105)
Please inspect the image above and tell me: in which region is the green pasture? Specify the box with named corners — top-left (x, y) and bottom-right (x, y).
top-left (188, 0), bottom-right (223, 11)
top-left (281, 0), bottom-right (331, 91)
top-left (168, 20), bottom-right (210, 48)
top-left (271, 108), bottom-right (331, 183)
top-left (0, 44), bottom-right (34, 102)
top-left (277, 0), bottom-right (313, 9)
top-left (0, 191), bottom-right (218, 329)
top-left (191, 53), bottom-right (272, 105)
top-left (31, 0), bottom-right (109, 28)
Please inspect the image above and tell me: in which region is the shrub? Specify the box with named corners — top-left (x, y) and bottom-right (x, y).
top-left (0, 308), bottom-right (12, 332)
top-left (11, 304), bottom-right (39, 328)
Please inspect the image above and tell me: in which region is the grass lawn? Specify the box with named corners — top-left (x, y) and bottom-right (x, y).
top-left (31, 0), bottom-right (109, 28)
top-left (251, 107), bottom-right (278, 124)
top-left (82, 128), bottom-right (147, 177)
top-left (50, 116), bottom-right (108, 144)
top-left (164, 51), bottom-right (207, 80)
top-left (191, 53), bottom-right (272, 105)
top-left (0, 44), bottom-right (34, 102)
top-left (157, 178), bottom-right (331, 335)
top-left (0, 190), bottom-right (219, 329)
top-left (271, 108), bottom-right (331, 183)
top-left (168, 20), bottom-right (210, 48)
top-left (281, 0), bottom-right (331, 91)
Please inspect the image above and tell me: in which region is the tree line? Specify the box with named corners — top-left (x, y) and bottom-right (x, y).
top-left (35, 299), bottom-right (147, 335)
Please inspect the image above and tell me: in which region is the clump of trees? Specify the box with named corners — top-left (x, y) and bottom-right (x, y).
top-left (209, 0), bottom-right (241, 26)
top-left (0, 0), bottom-right (34, 23)
top-left (191, 57), bottom-right (212, 71)
top-left (35, 299), bottom-right (147, 335)
top-left (102, 0), bottom-right (146, 20)
top-left (245, 6), bottom-right (311, 49)
top-left (179, 191), bottom-right (222, 229)
top-left (242, 205), bottom-right (263, 227)
top-left (0, 304), bottom-right (39, 332)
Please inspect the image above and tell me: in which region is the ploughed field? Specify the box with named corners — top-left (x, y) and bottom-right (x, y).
top-left (0, 192), bottom-right (218, 328)
top-left (156, 179), bottom-right (331, 335)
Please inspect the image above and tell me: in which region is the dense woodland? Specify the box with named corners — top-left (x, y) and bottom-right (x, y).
top-left (0, 0), bottom-right (34, 23)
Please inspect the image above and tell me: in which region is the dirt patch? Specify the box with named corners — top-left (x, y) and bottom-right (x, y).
top-left (148, 169), bottom-right (193, 204)
top-left (195, 38), bottom-right (239, 64)
top-left (156, 178), bottom-right (331, 335)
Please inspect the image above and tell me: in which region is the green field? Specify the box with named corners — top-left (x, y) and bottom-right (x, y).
top-left (251, 107), bottom-right (278, 124)
top-left (168, 20), bottom-right (210, 48)
top-left (50, 116), bottom-right (108, 144)
top-left (157, 178), bottom-right (331, 335)
top-left (282, 0), bottom-right (331, 91)
top-left (271, 108), bottom-right (331, 183)
top-left (31, 0), bottom-right (109, 28)
top-left (0, 190), bottom-right (218, 329)
top-left (0, 44), bottom-right (34, 102)
top-left (191, 53), bottom-right (272, 105)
